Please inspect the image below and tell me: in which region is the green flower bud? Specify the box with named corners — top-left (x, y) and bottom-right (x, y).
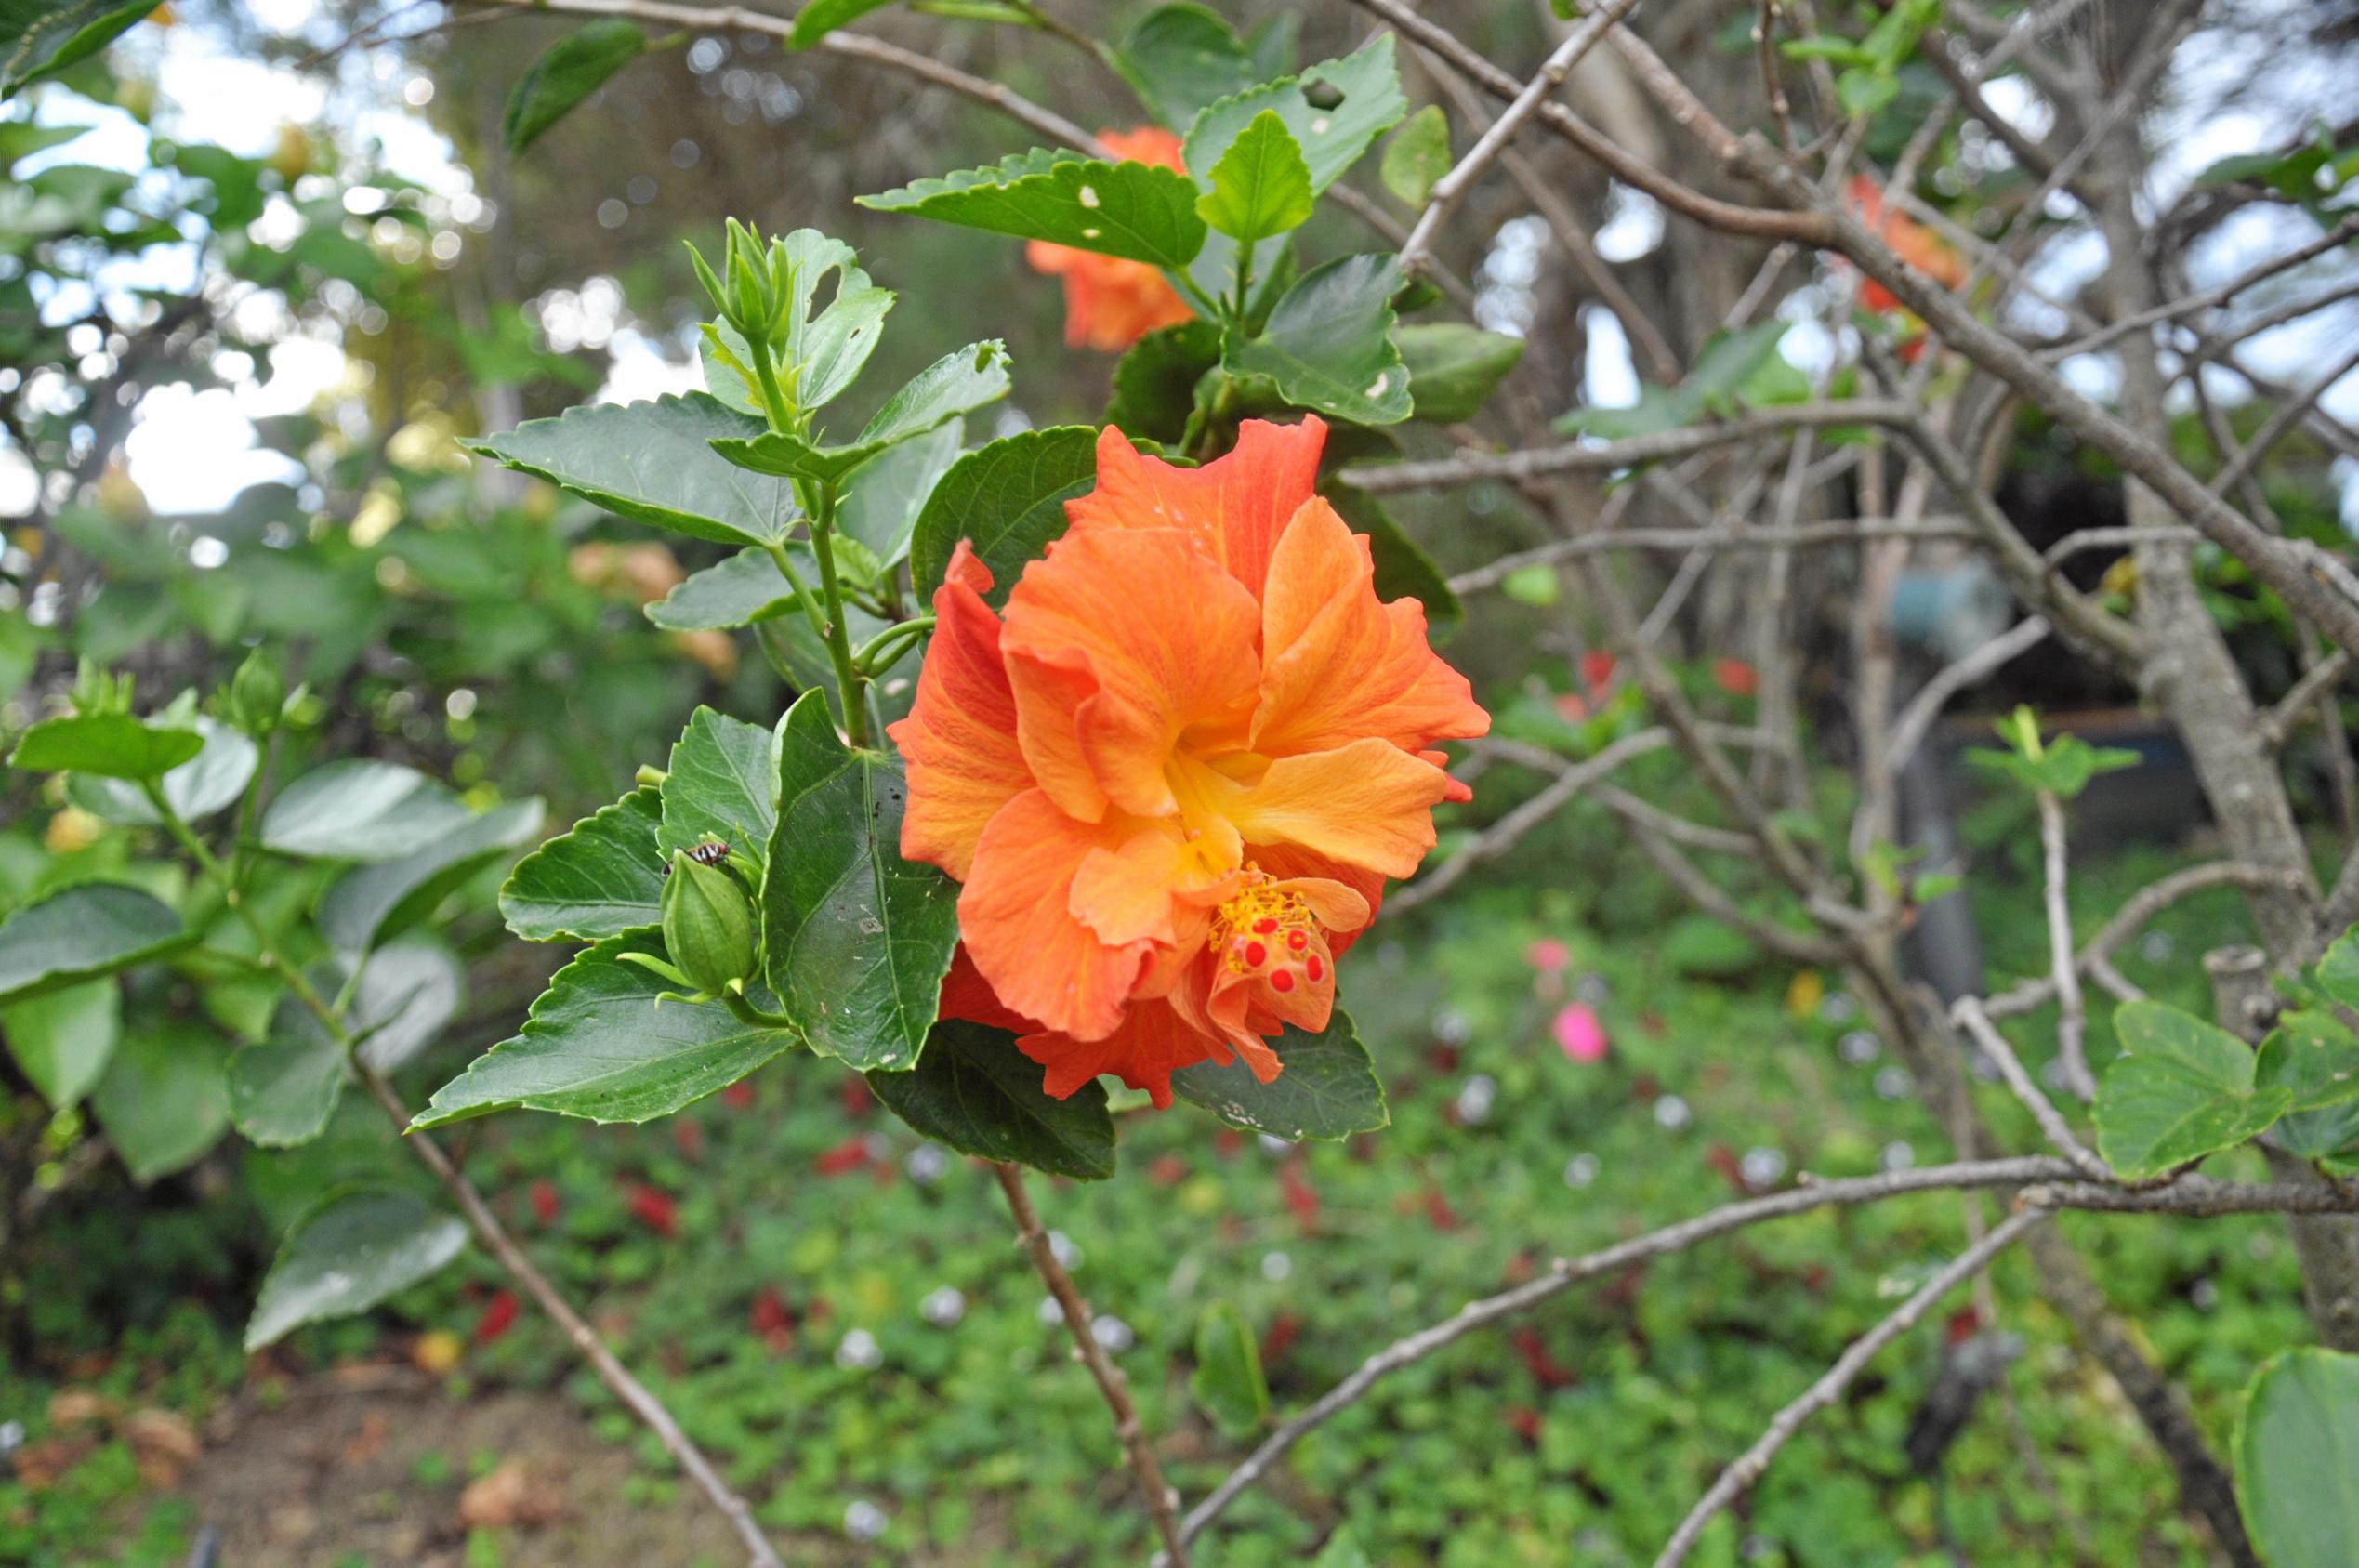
top-left (228, 649), bottom-right (286, 737)
top-left (661, 849), bottom-right (758, 996)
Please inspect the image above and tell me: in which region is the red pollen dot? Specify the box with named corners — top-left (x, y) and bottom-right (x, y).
top-left (1286, 931), bottom-right (1308, 951)
top-left (1253, 917), bottom-right (1279, 935)
top-left (1306, 956), bottom-right (1325, 982)
top-left (1271, 969), bottom-right (1297, 994)
top-left (1244, 941), bottom-right (1268, 968)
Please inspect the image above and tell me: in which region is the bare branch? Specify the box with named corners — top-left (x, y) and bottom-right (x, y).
top-left (1445, 519), bottom-right (1978, 594)
top-left (1948, 999), bottom-right (2111, 1180)
top-left (2261, 652), bottom-right (2353, 750)
top-left (2036, 792), bottom-right (2097, 1101)
top-left (1885, 616), bottom-right (2052, 778)
top-left (2045, 214), bottom-right (2359, 361)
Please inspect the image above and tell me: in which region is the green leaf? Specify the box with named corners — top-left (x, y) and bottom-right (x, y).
top-left (349, 939), bottom-right (465, 1073)
top-left (9, 711), bottom-right (202, 780)
top-left (1170, 1012), bottom-right (1388, 1140)
top-left (861, 340), bottom-right (1010, 448)
top-left (1311, 1530), bottom-right (1375, 1568)
top-left (1837, 68), bottom-right (1901, 120)
top-left (258, 760), bottom-right (475, 863)
top-left (0, 881), bottom-right (191, 1005)
top-left (412, 936), bottom-right (797, 1127)
top-left (499, 786), bottom-right (667, 942)
top-left (761, 691), bottom-right (959, 1072)
top-left (2234, 1347), bottom-right (2359, 1568)
top-left (317, 799), bottom-right (544, 956)
top-left (228, 1032), bottom-right (345, 1148)
top-left (698, 234), bottom-right (896, 417)
top-left (1107, 320), bottom-right (1223, 444)
top-left (69, 717), bottom-right (257, 824)
top-left (1322, 482), bottom-right (1460, 639)
top-left (2095, 1001), bottom-right (2291, 1179)
top-left (838, 420), bottom-right (963, 570)
top-left (244, 1186), bottom-right (468, 1351)
top-left (1, 0), bottom-right (158, 99)
top-left (909, 425), bottom-right (1100, 605)
top-left (89, 1021), bottom-right (228, 1183)
top-left (1379, 104), bottom-right (1451, 208)
top-left (465, 393), bottom-right (801, 549)
top-left (704, 428), bottom-right (883, 485)
top-left (866, 1020), bottom-right (1115, 1179)
top-left (0, 977), bottom-right (118, 1109)
top-left (1116, 4), bottom-right (1262, 131)
top-left (1395, 323), bottom-right (1524, 423)
top-left (660, 707), bottom-right (777, 877)
top-left (1198, 109), bottom-right (1315, 244)
top-left (789, 0), bottom-right (892, 47)
top-left (1225, 254), bottom-right (1412, 426)
top-left (2314, 924), bottom-right (2359, 1012)
top-left (2258, 1010), bottom-right (2359, 1160)
top-left (646, 547), bottom-right (810, 632)
top-left (501, 19), bottom-right (644, 153)
top-left (1183, 35), bottom-right (1407, 196)
top-left (859, 149), bottom-right (1209, 270)
top-left (1191, 1302), bottom-right (1271, 1438)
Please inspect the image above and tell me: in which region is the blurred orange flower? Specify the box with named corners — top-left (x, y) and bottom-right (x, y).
top-left (1025, 126), bottom-right (1197, 352)
top-left (890, 417), bottom-right (1487, 1106)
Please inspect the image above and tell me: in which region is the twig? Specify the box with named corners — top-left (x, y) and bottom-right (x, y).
top-left (2022, 1177), bottom-right (2359, 1217)
top-left (1446, 519), bottom-right (1978, 594)
top-left (1884, 616), bottom-right (2051, 777)
top-left (993, 1164), bottom-right (1186, 1566)
top-left (2044, 214), bottom-right (2359, 361)
top-left (2036, 792), bottom-right (2095, 1101)
top-left (1178, 1158), bottom-right (2078, 1548)
top-left (1949, 999), bottom-right (2111, 1181)
top-left (2261, 651), bottom-right (2353, 749)
top-left (1653, 1209), bottom-right (2049, 1566)
top-left (2207, 338), bottom-right (2359, 501)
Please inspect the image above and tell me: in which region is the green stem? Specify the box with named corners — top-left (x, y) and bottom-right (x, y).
top-left (1230, 239), bottom-right (1256, 331)
top-left (721, 987), bottom-right (797, 1033)
top-left (804, 483), bottom-right (872, 748)
top-left (850, 615), bottom-right (935, 675)
top-left (761, 540), bottom-right (834, 656)
top-left (747, 347), bottom-right (798, 437)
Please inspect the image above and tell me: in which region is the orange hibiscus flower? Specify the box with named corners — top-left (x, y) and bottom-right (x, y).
top-left (1025, 126), bottom-right (1198, 352)
top-left (890, 417), bottom-right (1488, 1107)
top-left (1846, 175), bottom-right (1968, 316)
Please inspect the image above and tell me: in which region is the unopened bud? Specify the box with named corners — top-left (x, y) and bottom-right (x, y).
top-left (228, 649), bottom-right (285, 736)
top-left (661, 850), bottom-right (758, 996)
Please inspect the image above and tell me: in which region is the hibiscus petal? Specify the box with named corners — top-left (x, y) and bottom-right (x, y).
top-left (1019, 995), bottom-right (1226, 1109)
top-left (1000, 526), bottom-right (1261, 819)
top-left (961, 789), bottom-right (1149, 1041)
top-left (1066, 418), bottom-right (1325, 600)
top-left (936, 943), bottom-right (1042, 1034)
top-left (1253, 497), bottom-right (1489, 757)
top-left (887, 543), bottom-right (1033, 880)
top-left (1223, 737), bottom-right (1456, 879)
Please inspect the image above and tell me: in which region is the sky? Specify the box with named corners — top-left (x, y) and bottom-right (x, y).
top-left (1, 0), bottom-right (2352, 522)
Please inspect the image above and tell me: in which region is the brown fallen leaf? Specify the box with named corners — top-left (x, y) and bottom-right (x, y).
top-left (123, 1408), bottom-right (201, 1486)
top-left (458, 1457), bottom-right (566, 1530)
top-left (9, 1432), bottom-right (99, 1490)
top-left (339, 1410), bottom-right (390, 1468)
top-left (45, 1390), bottom-right (116, 1429)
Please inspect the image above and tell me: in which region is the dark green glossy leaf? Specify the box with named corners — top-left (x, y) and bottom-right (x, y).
top-left (0, 881), bottom-right (191, 1005)
top-left (2095, 1000), bottom-right (2289, 1179)
top-left (0, 977), bottom-right (117, 1109)
top-left (860, 149), bottom-right (1209, 270)
top-left (659, 707), bottom-right (777, 876)
top-left (228, 1032), bottom-right (345, 1148)
top-left (2234, 1347), bottom-right (2359, 1568)
top-left (501, 19), bottom-right (644, 153)
top-left (909, 425), bottom-right (1100, 605)
top-left (318, 798), bottom-right (545, 955)
top-left (258, 760), bottom-right (475, 863)
top-left (244, 1186), bottom-right (468, 1351)
top-left (1225, 254), bottom-right (1412, 425)
top-left (646, 546), bottom-right (811, 632)
top-left (1170, 1012), bottom-right (1388, 1140)
top-left (760, 691), bottom-right (958, 1072)
top-left (1198, 110), bottom-right (1314, 244)
top-left (1379, 104), bottom-right (1450, 207)
top-left (866, 1020), bottom-right (1115, 1179)
top-left (70, 717), bottom-right (257, 824)
top-left (1191, 1301), bottom-right (1270, 1437)
top-left (499, 786), bottom-right (668, 942)
top-left (1116, 4), bottom-right (1261, 131)
top-left (465, 393), bottom-right (801, 548)
top-left (89, 1021), bottom-right (228, 1183)
top-left (1107, 320), bottom-right (1222, 444)
top-left (8, 711), bottom-right (202, 780)
top-left (412, 936), bottom-right (797, 1127)
top-left (1396, 323), bottom-right (1524, 423)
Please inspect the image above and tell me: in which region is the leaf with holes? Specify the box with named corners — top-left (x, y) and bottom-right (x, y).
top-left (866, 1021), bottom-right (1115, 1179)
top-left (909, 425), bottom-right (1100, 604)
top-left (499, 786), bottom-right (667, 942)
top-left (861, 149), bottom-right (1208, 270)
top-left (1224, 254), bottom-right (1412, 426)
top-left (1170, 1011), bottom-right (1387, 1140)
top-left (245, 1186), bottom-right (468, 1351)
top-left (760, 691), bottom-right (959, 1072)
top-left (1182, 34), bottom-right (1405, 195)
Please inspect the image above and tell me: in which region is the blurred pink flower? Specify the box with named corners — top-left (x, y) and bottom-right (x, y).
top-left (1525, 939), bottom-right (1572, 974)
top-left (1552, 1003), bottom-right (1609, 1064)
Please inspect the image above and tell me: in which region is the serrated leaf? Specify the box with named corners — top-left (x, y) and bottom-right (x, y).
top-left (69, 717), bottom-right (257, 824)
top-left (645, 546), bottom-right (812, 632)
top-left (705, 428), bottom-right (887, 485)
top-left (244, 1186), bottom-right (468, 1351)
top-left (1225, 254), bottom-right (1412, 425)
top-left (1, 0), bottom-right (159, 99)
top-left (318, 798), bottom-right (545, 956)
top-left (2257, 1009), bottom-right (2359, 1160)
top-left (8, 711), bottom-right (203, 780)
top-left (859, 340), bottom-right (1010, 449)
top-left (1191, 1302), bottom-right (1270, 1437)
top-left (909, 425), bottom-right (1100, 604)
top-left (89, 1021), bottom-right (228, 1183)
top-left (837, 419), bottom-right (963, 569)
top-left (2234, 1347), bottom-right (2359, 1568)
top-left (2314, 924), bottom-right (2359, 1012)
top-left (1182, 34), bottom-right (1406, 195)
top-left (866, 1020), bottom-right (1115, 1179)
top-left (0, 881), bottom-right (191, 1005)
top-left (258, 760), bottom-right (475, 863)
top-left (659, 707), bottom-right (777, 876)
top-left (760, 690), bottom-right (959, 1072)
top-left (1395, 322), bottom-right (1524, 423)
top-left (0, 977), bottom-right (118, 1109)
top-left (1107, 320), bottom-right (1223, 444)
top-left (1170, 1012), bottom-right (1387, 1140)
top-left (228, 1033), bottom-right (345, 1148)
top-left (412, 936), bottom-right (797, 1127)
top-left (1116, 4), bottom-right (1261, 132)
top-left (860, 148), bottom-right (1209, 269)
top-left (2095, 1000), bottom-right (2289, 1179)
top-left (1379, 104), bottom-right (1450, 207)
top-left (1198, 109), bottom-right (1314, 244)
top-left (499, 786), bottom-right (667, 942)
top-left (466, 393), bottom-right (801, 548)
top-left (1323, 482), bottom-right (1460, 639)
top-left (501, 19), bottom-right (644, 153)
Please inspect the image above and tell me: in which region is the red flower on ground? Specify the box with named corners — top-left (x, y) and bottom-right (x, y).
top-left (473, 1289), bottom-right (520, 1346)
top-left (626, 1183), bottom-right (678, 1240)
top-left (1025, 127), bottom-right (1197, 351)
top-left (891, 416), bottom-right (1488, 1106)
